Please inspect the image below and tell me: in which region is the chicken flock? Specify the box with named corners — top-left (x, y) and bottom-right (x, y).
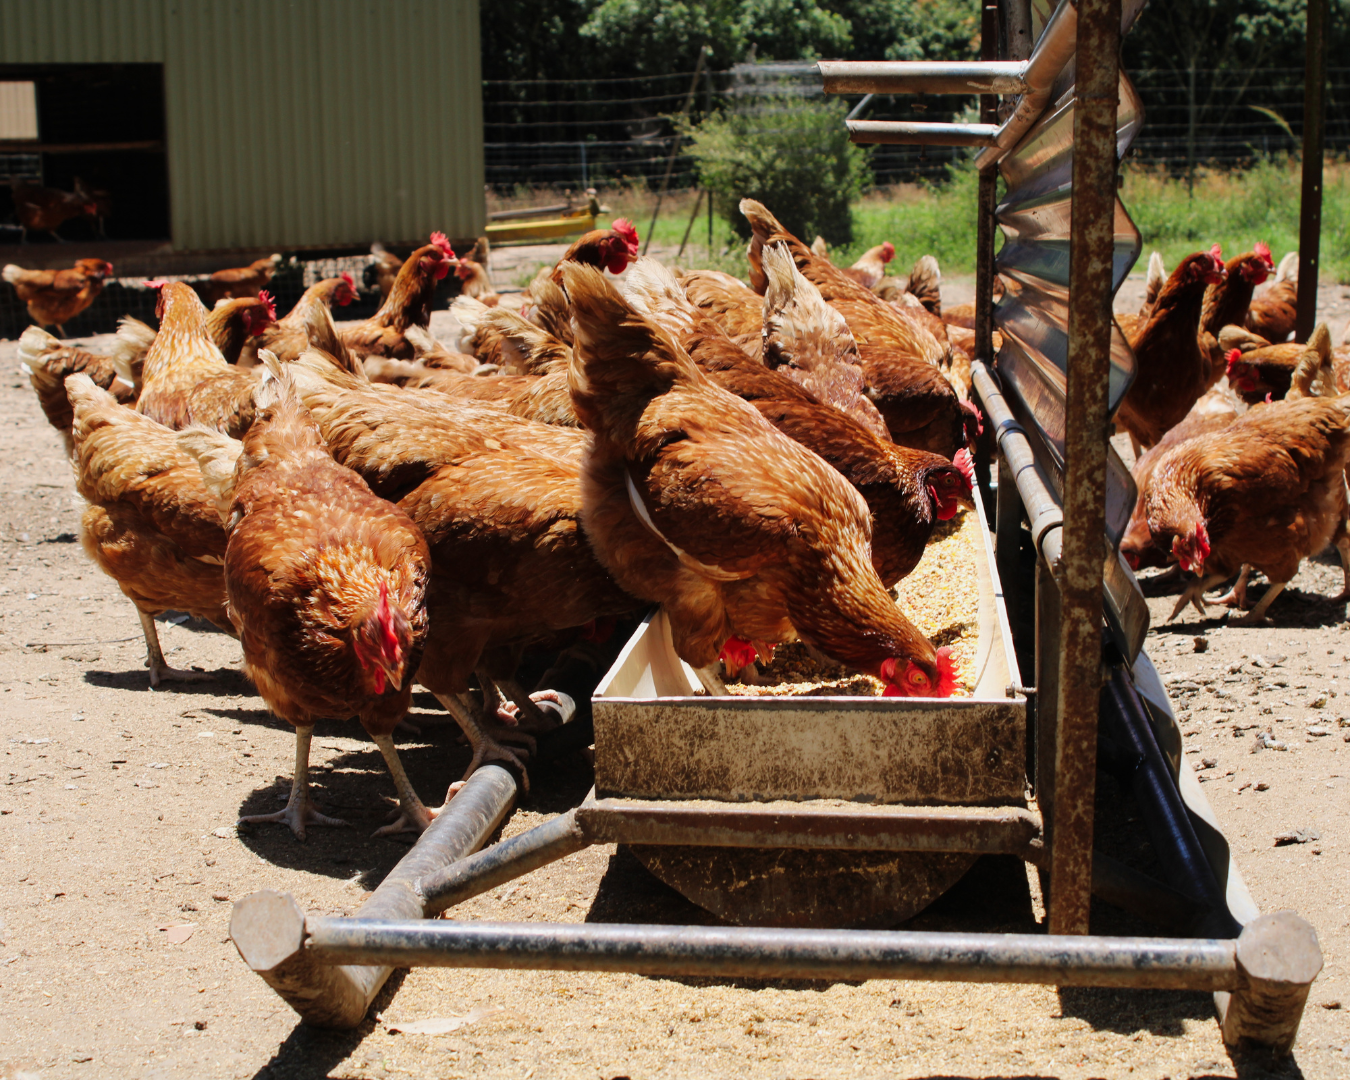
top-left (15, 204), bottom-right (983, 839)
top-left (1117, 241), bottom-right (1350, 627)
top-left (12, 186), bottom-right (1346, 838)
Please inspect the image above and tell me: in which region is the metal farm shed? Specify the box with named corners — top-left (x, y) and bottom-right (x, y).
top-left (0, 0), bottom-right (484, 253)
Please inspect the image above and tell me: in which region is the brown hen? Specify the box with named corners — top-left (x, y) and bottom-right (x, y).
top-left (180, 368), bottom-right (433, 838)
top-left (286, 351), bottom-right (640, 785)
top-left (564, 261), bottom-right (955, 696)
top-left (3, 258), bottom-right (113, 335)
top-left (66, 373), bottom-right (232, 686)
top-left (1143, 393), bottom-right (1350, 624)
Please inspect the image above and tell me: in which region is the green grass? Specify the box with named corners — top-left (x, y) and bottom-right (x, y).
top-left (579, 156), bottom-right (1347, 282)
top-left (1122, 158), bottom-right (1350, 282)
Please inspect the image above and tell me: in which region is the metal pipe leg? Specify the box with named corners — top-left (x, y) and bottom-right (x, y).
top-left (230, 765), bottom-right (518, 1028)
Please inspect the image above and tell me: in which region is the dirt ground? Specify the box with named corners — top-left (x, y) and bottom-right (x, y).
top-left (1, 270), bottom-right (1349, 1080)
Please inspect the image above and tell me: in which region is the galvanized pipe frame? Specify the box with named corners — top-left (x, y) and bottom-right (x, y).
top-left (228, 764), bottom-right (518, 1028)
top-left (304, 918), bottom-right (1241, 990)
top-left (290, 909), bottom-right (1324, 1049)
top-left (825, 0), bottom-right (1078, 164)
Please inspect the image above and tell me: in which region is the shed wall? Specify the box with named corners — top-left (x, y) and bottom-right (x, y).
top-left (0, 0), bottom-right (484, 250)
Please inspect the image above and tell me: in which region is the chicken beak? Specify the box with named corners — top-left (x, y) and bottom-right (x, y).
top-left (377, 659), bottom-right (404, 692)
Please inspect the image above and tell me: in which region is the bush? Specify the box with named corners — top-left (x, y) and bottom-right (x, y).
top-left (686, 96), bottom-right (871, 246)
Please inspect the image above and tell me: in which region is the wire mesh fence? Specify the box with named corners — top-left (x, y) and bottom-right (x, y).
top-left (484, 64), bottom-right (1350, 194)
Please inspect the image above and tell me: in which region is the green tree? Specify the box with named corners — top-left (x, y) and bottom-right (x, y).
top-left (687, 96), bottom-right (871, 244)
top-left (578, 0), bottom-right (852, 75)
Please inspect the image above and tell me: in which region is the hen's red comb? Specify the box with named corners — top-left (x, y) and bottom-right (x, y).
top-left (256, 290), bottom-right (276, 321)
top-left (1210, 243), bottom-right (1224, 266)
top-left (429, 231), bottom-right (455, 258)
top-left (1255, 240), bottom-right (1272, 261)
top-left (933, 646), bottom-right (958, 698)
top-left (880, 241), bottom-right (895, 261)
top-left (953, 447), bottom-right (975, 490)
top-left (340, 271), bottom-right (355, 288)
top-left (611, 218), bottom-right (640, 254)
top-left (143, 279), bottom-right (168, 290)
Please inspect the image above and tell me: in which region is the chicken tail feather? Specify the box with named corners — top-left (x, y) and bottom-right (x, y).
top-left (177, 425), bottom-right (243, 517)
top-left (561, 262), bottom-right (701, 436)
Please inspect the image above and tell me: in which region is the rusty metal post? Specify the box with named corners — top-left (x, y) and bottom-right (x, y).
top-left (973, 1), bottom-right (1001, 501)
top-left (1050, 0), bottom-right (1120, 937)
top-left (1295, 0), bottom-right (1327, 343)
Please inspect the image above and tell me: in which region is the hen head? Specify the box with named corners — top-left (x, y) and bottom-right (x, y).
top-left (880, 647), bottom-right (957, 699)
top-left (455, 259), bottom-right (476, 281)
top-left (604, 219), bottom-right (641, 274)
top-left (1184, 245), bottom-right (1227, 286)
top-left (422, 232), bottom-right (456, 280)
top-left (927, 450), bottom-right (976, 521)
top-left (880, 241), bottom-right (895, 263)
top-left (352, 581), bottom-right (413, 696)
top-left (244, 291), bottom-right (276, 336)
top-left (336, 272), bottom-right (357, 306)
top-left (1239, 242), bottom-right (1275, 285)
top-left (76, 258), bottom-right (114, 280)
top-left (1171, 522), bottom-right (1211, 573)
top-left (144, 279), bottom-right (169, 318)
top-left (1225, 348), bottom-right (1260, 393)
top-left (718, 636), bottom-right (760, 680)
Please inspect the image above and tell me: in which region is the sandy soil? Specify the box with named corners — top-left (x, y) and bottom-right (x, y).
top-left (0, 290), bottom-right (1348, 1079)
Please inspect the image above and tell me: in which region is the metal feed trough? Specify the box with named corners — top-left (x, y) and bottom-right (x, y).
top-left (230, 0), bottom-right (1327, 1053)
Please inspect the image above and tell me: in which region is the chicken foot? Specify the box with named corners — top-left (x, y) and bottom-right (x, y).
top-left (370, 732), bottom-right (439, 837)
top-left (1211, 565), bottom-right (1252, 609)
top-left (434, 691), bottom-right (535, 795)
top-left (693, 663), bottom-right (729, 696)
top-left (238, 725), bottom-right (348, 841)
top-left (138, 609), bottom-right (213, 687)
top-left (476, 668), bottom-right (555, 733)
top-left (1167, 573), bottom-right (1227, 622)
top-left (1231, 581), bottom-right (1287, 626)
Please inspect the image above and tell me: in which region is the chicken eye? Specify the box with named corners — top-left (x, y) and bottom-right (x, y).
top-left (908, 670), bottom-right (929, 685)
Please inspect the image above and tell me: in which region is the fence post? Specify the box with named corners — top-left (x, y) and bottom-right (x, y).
top-left (1050, 0), bottom-right (1120, 937)
top-left (1296, 0), bottom-right (1328, 343)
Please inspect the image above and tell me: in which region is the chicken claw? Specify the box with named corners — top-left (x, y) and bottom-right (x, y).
top-left (1210, 565), bottom-right (1252, 609)
top-left (239, 726), bottom-right (348, 841)
top-left (370, 732), bottom-right (439, 837)
top-left (240, 799), bottom-right (348, 842)
top-left (497, 688), bottom-right (575, 729)
top-left (435, 692), bottom-right (535, 794)
top-left (139, 610), bottom-right (213, 687)
top-left (1229, 582), bottom-right (1286, 626)
top-left (1167, 573), bottom-right (1224, 622)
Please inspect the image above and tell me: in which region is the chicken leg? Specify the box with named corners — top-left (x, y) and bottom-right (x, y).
top-left (138, 609), bottom-right (213, 687)
top-left (694, 663), bottom-right (729, 696)
top-left (1211, 565), bottom-right (1252, 609)
top-left (1231, 581), bottom-right (1287, 626)
top-left (1167, 573), bottom-right (1226, 623)
top-left (370, 732), bottom-right (439, 837)
top-left (1331, 535), bottom-right (1350, 602)
top-left (434, 691), bottom-right (535, 794)
top-left (239, 725), bottom-right (348, 840)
